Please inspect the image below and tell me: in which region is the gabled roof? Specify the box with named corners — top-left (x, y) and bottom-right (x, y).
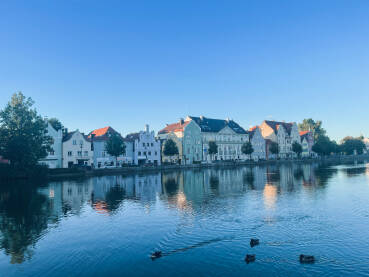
top-left (63, 131), bottom-right (76, 142)
top-left (249, 126), bottom-right (259, 139)
top-left (63, 130), bottom-right (91, 142)
top-left (125, 132), bottom-right (140, 142)
top-left (188, 116), bottom-right (247, 134)
top-left (88, 126), bottom-right (122, 141)
top-left (158, 121), bottom-right (190, 135)
top-left (264, 120), bottom-right (294, 135)
top-left (300, 131), bottom-right (311, 140)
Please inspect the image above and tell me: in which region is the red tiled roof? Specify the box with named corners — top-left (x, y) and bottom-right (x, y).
top-left (158, 121), bottom-right (190, 134)
top-left (299, 131), bottom-right (310, 136)
top-left (90, 127), bottom-right (110, 137)
top-left (88, 126), bottom-right (122, 141)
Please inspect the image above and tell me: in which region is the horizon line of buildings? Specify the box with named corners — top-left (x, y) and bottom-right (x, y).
top-left (39, 116), bottom-right (316, 169)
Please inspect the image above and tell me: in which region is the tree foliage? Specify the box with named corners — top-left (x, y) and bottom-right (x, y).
top-left (269, 142), bottom-right (279, 156)
top-left (312, 135), bottom-right (339, 156)
top-left (105, 133), bottom-right (126, 163)
top-left (292, 142), bottom-right (303, 157)
top-left (208, 141), bottom-right (218, 156)
top-left (48, 118), bottom-right (64, 131)
top-left (0, 92), bottom-right (52, 169)
top-left (241, 142), bottom-right (254, 159)
top-left (163, 139), bottom-right (179, 156)
top-left (298, 118), bottom-right (326, 141)
top-left (340, 138), bottom-right (366, 155)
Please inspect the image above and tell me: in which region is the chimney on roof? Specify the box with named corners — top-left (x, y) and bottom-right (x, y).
top-left (179, 118), bottom-right (184, 125)
top-left (145, 124), bottom-right (149, 133)
top-left (226, 117), bottom-right (230, 122)
top-left (200, 115), bottom-right (204, 120)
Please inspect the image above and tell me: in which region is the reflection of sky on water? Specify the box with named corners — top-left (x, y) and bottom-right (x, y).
top-left (1, 162), bottom-right (369, 277)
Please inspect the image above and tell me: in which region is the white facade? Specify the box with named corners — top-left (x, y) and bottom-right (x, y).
top-left (62, 130), bottom-right (93, 168)
top-left (260, 121), bottom-right (301, 159)
top-left (249, 127), bottom-right (266, 161)
top-left (39, 122), bottom-right (63, 168)
top-left (201, 126), bottom-right (249, 161)
top-left (129, 125), bottom-right (161, 166)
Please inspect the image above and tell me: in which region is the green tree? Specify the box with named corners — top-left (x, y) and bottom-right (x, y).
top-left (269, 142), bottom-right (279, 158)
top-left (163, 139), bottom-right (179, 163)
top-left (312, 135), bottom-right (337, 156)
top-left (298, 118), bottom-right (326, 141)
top-left (0, 92), bottom-right (52, 169)
top-left (208, 141), bottom-right (218, 161)
top-left (241, 142), bottom-right (254, 160)
top-left (340, 138), bottom-right (366, 155)
top-left (48, 118), bottom-right (64, 131)
top-left (105, 133), bottom-right (126, 166)
top-left (292, 141), bottom-right (303, 158)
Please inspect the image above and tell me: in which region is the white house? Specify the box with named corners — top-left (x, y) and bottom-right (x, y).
top-left (248, 126), bottom-right (266, 160)
top-left (259, 120), bottom-right (301, 158)
top-left (62, 130), bottom-right (93, 168)
top-left (38, 122), bottom-right (63, 168)
top-left (125, 125), bottom-right (161, 166)
top-left (186, 116), bottom-right (249, 161)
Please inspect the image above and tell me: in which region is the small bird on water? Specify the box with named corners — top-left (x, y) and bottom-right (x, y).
top-left (151, 251), bottom-right (162, 260)
top-left (245, 254), bottom-right (256, 264)
top-left (299, 255), bottom-right (315, 264)
top-left (250, 239), bottom-right (260, 248)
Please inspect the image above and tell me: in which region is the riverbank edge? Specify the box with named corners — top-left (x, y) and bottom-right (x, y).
top-left (46, 154), bottom-right (369, 180)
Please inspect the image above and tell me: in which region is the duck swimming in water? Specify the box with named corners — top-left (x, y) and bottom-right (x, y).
top-left (151, 251), bottom-right (162, 260)
top-left (250, 239), bottom-right (260, 248)
top-left (300, 255), bottom-right (315, 264)
top-left (245, 254), bottom-right (256, 264)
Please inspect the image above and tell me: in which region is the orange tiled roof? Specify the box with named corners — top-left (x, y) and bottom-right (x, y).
top-left (249, 126), bottom-right (258, 131)
top-left (158, 121), bottom-right (190, 134)
top-left (299, 131), bottom-right (310, 136)
top-left (90, 126), bottom-right (110, 137)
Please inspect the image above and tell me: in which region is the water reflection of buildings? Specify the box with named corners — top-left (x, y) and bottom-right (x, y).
top-left (0, 163), bottom-right (325, 264)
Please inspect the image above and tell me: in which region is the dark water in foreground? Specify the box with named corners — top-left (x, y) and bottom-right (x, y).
top-left (1, 162), bottom-right (369, 277)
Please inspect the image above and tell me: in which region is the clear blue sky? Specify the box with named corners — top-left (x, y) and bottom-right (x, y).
top-left (1, 0), bottom-right (368, 140)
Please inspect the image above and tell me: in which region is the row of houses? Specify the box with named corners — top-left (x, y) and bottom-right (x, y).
top-left (39, 116), bottom-right (316, 169)
top-left (39, 124), bottom-right (161, 168)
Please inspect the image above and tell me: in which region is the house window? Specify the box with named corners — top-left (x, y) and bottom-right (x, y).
top-left (151, 143), bottom-right (153, 147)
top-left (80, 140), bottom-right (83, 145)
top-left (144, 152), bottom-right (147, 156)
top-left (84, 151), bottom-right (88, 156)
top-left (142, 143), bottom-right (145, 147)
top-left (155, 151), bottom-right (157, 155)
top-left (138, 151), bottom-right (141, 155)
top-left (148, 151), bottom-right (151, 156)
top-left (49, 150), bottom-right (55, 156)
top-left (68, 151), bottom-right (72, 156)
top-left (73, 140), bottom-right (77, 145)
top-left (77, 151), bottom-right (82, 157)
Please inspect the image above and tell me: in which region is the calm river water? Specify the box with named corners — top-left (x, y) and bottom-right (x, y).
top-left (1, 162), bottom-right (369, 277)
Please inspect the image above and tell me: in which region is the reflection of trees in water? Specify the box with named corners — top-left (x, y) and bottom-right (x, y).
top-left (164, 178), bottom-right (179, 196)
top-left (293, 167), bottom-right (304, 180)
top-left (0, 182), bottom-right (51, 264)
top-left (209, 175), bottom-right (219, 193)
top-left (243, 170), bottom-right (255, 189)
top-left (104, 185), bottom-right (126, 213)
top-left (345, 167), bottom-right (367, 177)
top-left (314, 166), bottom-right (338, 186)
